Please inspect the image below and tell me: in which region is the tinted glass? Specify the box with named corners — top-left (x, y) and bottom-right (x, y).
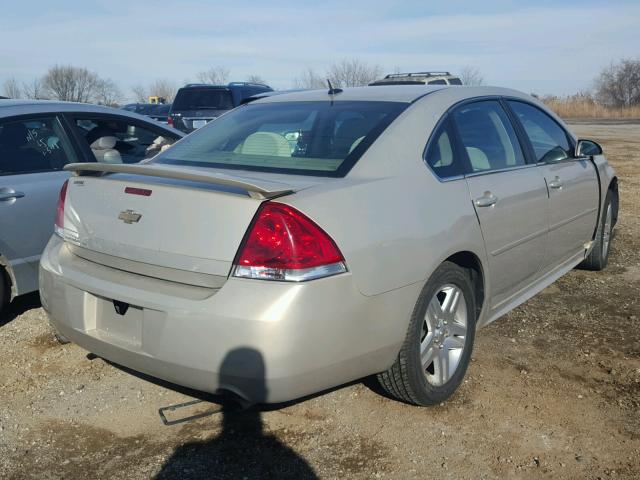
top-left (173, 89), bottom-right (234, 110)
top-left (448, 78), bottom-right (463, 85)
top-left (74, 117), bottom-right (179, 164)
top-left (152, 101), bottom-right (407, 177)
top-left (425, 121), bottom-right (462, 178)
top-left (0, 116), bottom-right (75, 175)
top-left (452, 100), bottom-right (525, 172)
top-left (428, 79), bottom-right (447, 85)
top-left (508, 101), bottom-right (572, 163)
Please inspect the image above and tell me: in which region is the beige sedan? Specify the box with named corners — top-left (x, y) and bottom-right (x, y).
top-left (40, 85), bottom-right (618, 405)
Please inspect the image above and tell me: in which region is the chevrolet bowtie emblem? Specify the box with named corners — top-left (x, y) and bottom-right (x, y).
top-left (118, 209), bottom-right (142, 224)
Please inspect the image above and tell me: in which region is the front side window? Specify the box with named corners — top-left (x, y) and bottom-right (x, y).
top-left (73, 117), bottom-right (178, 164)
top-left (507, 101), bottom-right (572, 163)
top-left (152, 101), bottom-right (408, 177)
top-left (0, 116), bottom-right (76, 175)
top-left (452, 100), bottom-right (525, 173)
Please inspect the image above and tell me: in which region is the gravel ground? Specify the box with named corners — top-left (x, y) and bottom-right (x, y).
top-left (0, 122), bottom-right (638, 480)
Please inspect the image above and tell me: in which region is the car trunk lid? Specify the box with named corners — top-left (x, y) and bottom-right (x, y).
top-left (60, 163), bottom-right (307, 278)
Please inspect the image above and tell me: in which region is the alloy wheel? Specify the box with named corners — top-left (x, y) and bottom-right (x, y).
top-left (420, 284), bottom-right (468, 386)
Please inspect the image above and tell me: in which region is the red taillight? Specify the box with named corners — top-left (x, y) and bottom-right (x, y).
top-left (167, 116), bottom-right (174, 127)
top-left (233, 202), bottom-right (346, 281)
top-left (54, 180), bottom-right (68, 236)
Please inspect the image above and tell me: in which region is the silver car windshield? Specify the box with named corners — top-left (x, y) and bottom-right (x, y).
top-left (152, 101), bottom-right (407, 177)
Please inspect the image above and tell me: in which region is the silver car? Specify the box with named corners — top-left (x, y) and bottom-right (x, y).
top-left (0, 100), bottom-right (183, 311)
top-left (39, 86), bottom-right (618, 405)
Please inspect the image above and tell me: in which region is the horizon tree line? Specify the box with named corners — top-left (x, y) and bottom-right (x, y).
top-left (2, 59), bottom-right (638, 108)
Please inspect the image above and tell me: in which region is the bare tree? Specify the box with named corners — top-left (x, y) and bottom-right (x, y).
top-left (3, 77), bottom-right (21, 98)
top-left (197, 66), bottom-right (230, 85)
top-left (95, 78), bottom-right (122, 106)
top-left (326, 59), bottom-right (382, 88)
top-left (42, 65), bottom-right (100, 102)
top-left (293, 68), bottom-right (326, 89)
top-left (246, 74), bottom-right (266, 85)
top-left (148, 79), bottom-right (177, 102)
top-left (595, 58), bottom-right (640, 107)
top-left (131, 84), bottom-right (148, 103)
top-left (22, 78), bottom-right (45, 99)
top-left (459, 66), bottom-right (485, 86)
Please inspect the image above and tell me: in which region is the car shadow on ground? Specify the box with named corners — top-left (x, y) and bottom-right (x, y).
top-left (134, 348), bottom-right (318, 479)
top-left (0, 291), bottom-right (41, 328)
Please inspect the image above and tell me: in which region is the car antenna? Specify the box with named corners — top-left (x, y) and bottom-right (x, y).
top-left (327, 79), bottom-right (343, 95)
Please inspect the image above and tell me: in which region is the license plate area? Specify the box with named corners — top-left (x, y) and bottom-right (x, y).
top-left (95, 296), bottom-right (143, 347)
top-left (192, 119), bottom-right (207, 129)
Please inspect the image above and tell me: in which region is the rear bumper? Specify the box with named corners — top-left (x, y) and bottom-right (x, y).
top-left (39, 236), bottom-right (417, 403)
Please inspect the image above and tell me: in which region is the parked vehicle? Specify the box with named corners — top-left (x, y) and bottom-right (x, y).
top-left (121, 103), bottom-right (171, 123)
top-left (0, 100), bottom-right (183, 311)
top-left (370, 71), bottom-right (462, 86)
top-left (147, 103), bottom-right (171, 124)
top-left (169, 82), bottom-right (273, 133)
top-left (121, 103), bottom-right (157, 114)
top-left (40, 86), bottom-right (618, 406)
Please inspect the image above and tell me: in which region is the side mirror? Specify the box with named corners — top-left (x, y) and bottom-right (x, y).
top-left (576, 139), bottom-right (603, 157)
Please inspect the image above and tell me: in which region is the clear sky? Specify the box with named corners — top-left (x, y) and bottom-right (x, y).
top-left (1, 0), bottom-right (638, 98)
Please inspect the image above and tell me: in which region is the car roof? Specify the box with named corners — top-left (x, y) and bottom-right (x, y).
top-left (0, 99), bottom-right (184, 134)
top-left (0, 99), bottom-right (135, 117)
top-left (178, 82), bottom-right (271, 90)
top-left (251, 85), bottom-right (531, 104)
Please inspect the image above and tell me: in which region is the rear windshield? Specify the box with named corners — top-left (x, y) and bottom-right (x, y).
top-left (152, 101), bottom-right (407, 177)
top-left (173, 89), bottom-right (234, 111)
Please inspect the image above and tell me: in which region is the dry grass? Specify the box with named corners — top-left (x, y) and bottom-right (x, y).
top-left (542, 95), bottom-right (640, 119)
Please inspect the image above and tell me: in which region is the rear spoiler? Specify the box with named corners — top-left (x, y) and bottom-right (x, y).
top-left (63, 163), bottom-right (294, 200)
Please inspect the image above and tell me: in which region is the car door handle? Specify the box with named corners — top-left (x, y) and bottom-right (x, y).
top-left (548, 177), bottom-right (563, 189)
top-left (0, 190), bottom-right (25, 201)
top-left (474, 191), bottom-right (498, 207)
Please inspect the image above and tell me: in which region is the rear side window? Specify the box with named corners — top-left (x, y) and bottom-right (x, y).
top-left (152, 101), bottom-right (407, 177)
top-left (507, 101), bottom-right (572, 163)
top-left (448, 78), bottom-right (463, 85)
top-left (0, 116), bottom-right (76, 175)
top-left (73, 117), bottom-right (179, 164)
top-left (173, 89), bottom-right (234, 111)
top-left (425, 120), bottom-right (464, 179)
top-left (452, 100), bottom-right (525, 172)
top-left (427, 79), bottom-right (447, 85)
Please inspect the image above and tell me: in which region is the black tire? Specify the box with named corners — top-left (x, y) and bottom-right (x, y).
top-left (579, 190), bottom-right (614, 271)
top-left (377, 261), bottom-right (477, 406)
top-left (49, 319), bottom-right (70, 345)
top-left (0, 268), bottom-right (8, 313)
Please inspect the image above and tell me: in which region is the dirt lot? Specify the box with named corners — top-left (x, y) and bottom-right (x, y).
top-left (1, 122), bottom-right (638, 480)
